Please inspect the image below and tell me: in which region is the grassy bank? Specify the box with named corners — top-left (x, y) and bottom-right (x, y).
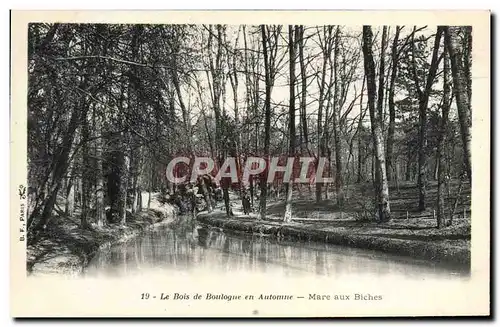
top-left (197, 180), bottom-right (471, 268)
top-left (27, 196), bottom-right (177, 276)
top-left (197, 210), bottom-right (471, 268)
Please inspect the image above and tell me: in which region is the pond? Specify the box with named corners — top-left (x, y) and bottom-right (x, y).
top-left (85, 218), bottom-right (469, 280)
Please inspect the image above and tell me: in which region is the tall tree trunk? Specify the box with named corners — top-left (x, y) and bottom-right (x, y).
top-left (207, 25), bottom-right (231, 216)
top-left (94, 105), bottom-right (105, 227)
top-left (227, 28), bottom-right (245, 205)
top-left (386, 26), bottom-right (401, 182)
top-left (298, 26), bottom-right (309, 155)
top-left (405, 153), bottom-right (412, 181)
top-left (119, 149), bottom-right (130, 225)
top-left (259, 25), bottom-right (271, 220)
top-left (169, 30), bottom-right (192, 153)
top-left (362, 26), bottom-right (391, 222)
top-left (284, 25), bottom-right (298, 223)
top-left (356, 76), bottom-right (367, 183)
top-left (437, 47), bottom-right (451, 228)
top-left (445, 26), bottom-right (472, 183)
top-left (315, 27), bottom-right (332, 203)
top-left (81, 109), bottom-right (91, 229)
top-left (64, 169), bottom-right (75, 216)
top-left (129, 144), bottom-right (139, 215)
top-left (243, 26), bottom-right (254, 151)
top-left (129, 25), bottom-right (143, 216)
top-left (108, 133), bottom-right (131, 225)
top-left (130, 146), bottom-right (143, 214)
top-left (323, 66), bottom-right (333, 201)
top-left (332, 26), bottom-right (344, 206)
top-left (376, 26), bottom-right (388, 129)
top-left (131, 174), bottom-right (138, 214)
top-left (148, 162), bottom-right (153, 209)
top-left (242, 26), bottom-right (257, 211)
top-left (413, 27), bottom-right (443, 211)
top-left (433, 155), bottom-right (439, 181)
top-left (108, 81), bottom-right (130, 225)
top-left (372, 26), bottom-right (388, 202)
top-left (137, 186), bottom-right (142, 213)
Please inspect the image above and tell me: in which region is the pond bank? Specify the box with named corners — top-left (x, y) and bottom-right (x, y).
top-left (197, 211), bottom-right (471, 269)
top-left (27, 204), bottom-right (177, 277)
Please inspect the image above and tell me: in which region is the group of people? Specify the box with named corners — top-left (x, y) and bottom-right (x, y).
top-left (170, 174), bottom-right (223, 216)
top-left (168, 174), bottom-right (259, 217)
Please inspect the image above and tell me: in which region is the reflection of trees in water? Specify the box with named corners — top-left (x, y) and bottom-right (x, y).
top-left (110, 250), bottom-right (120, 266)
top-left (223, 237), bottom-right (231, 271)
top-left (176, 228), bottom-right (319, 274)
top-left (315, 251), bottom-right (327, 275)
top-left (151, 232), bottom-right (157, 262)
top-left (279, 246), bottom-right (291, 276)
top-left (209, 231), bottom-right (218, 247)
top-left (197, 227), bottom-right (209, 248)
top-left (86, 222), bottom-right (466, 279)
top-left (91, 226), bottom-right (357, 277)
top-left (187, 225), bottom-right (198, 251)
top-left (123, 242), bottom-right (128, 274)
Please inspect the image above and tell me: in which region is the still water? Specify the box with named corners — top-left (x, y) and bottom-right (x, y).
top-left (85, 218), bottom-right (469, 280)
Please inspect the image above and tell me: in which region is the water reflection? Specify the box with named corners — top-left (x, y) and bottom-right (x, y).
top-left (85, 219), bottom-right (469, 279)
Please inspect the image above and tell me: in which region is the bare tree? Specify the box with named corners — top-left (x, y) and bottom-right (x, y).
top-left (386, 26), bottom-right (401, 182)
top-left (332, 26), bottom-right (344, 206)
top-left (315, 26), bottom-right (335, 203)
top-left (411, 26), bottom-right (443, 211)
top-left (444, 26), bottom-right (472, 184)
top-left (259, 25), bottom-right (282, 220)
top-left (362, 26), bottom-right (391, 222)
top-left (284, 25), bottom-right (298, 222)
top-left (436, 46), bottom-right (452, 228)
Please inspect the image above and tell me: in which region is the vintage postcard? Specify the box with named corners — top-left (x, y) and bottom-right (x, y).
top-left (10, 10), bottom-right (490, 317)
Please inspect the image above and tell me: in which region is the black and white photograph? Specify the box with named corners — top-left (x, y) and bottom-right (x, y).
top-left (10, 10), bottom-right (490, 318)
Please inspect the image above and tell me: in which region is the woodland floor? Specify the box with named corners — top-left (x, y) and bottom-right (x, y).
top-left (198, 180), bottom-right (471, 268)
top-left (26, 193), bottom-right (177, 276)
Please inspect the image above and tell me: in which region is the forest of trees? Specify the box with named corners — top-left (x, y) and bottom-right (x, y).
top-left (27, 23), bottom-right (472, 242)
